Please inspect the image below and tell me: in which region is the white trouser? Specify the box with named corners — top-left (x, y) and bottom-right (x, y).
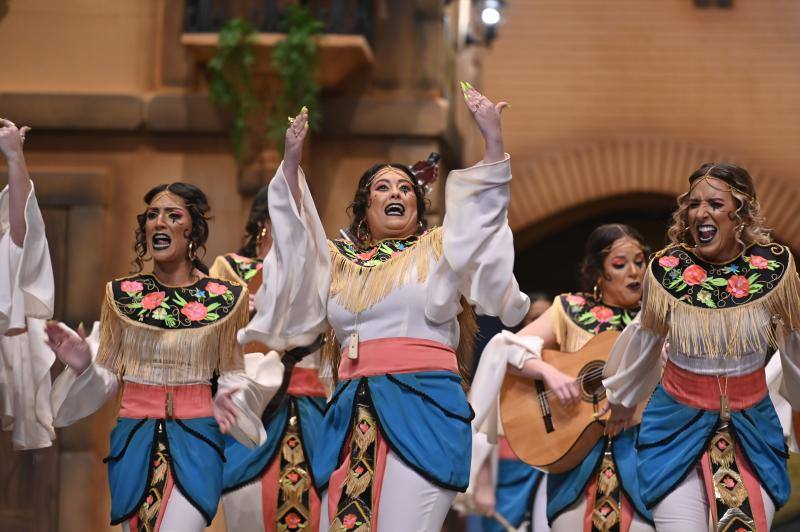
top-left (652, 466), bottom-right (775, 532)
top-left (221, 481), bottom-right (264, 532)
top-left (120, 486), bottom-right (206, 532)
top-left (529, 477), bottom-right (549, 531)
top-left (551, 488), bottom-right (654, 532)
top-left (319, 450), bottom-right (456, 531)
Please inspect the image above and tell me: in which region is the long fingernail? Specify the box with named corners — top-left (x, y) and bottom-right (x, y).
top-left (301, 106), bottom-right (308, 113)
top-left (459, 81), bottom-right (468, 92)
top-left (464, 81), bottom-right (474, 89)
top-left (304, 122), bottom-right (309, 129)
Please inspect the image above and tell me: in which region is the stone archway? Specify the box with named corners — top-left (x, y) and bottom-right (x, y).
top-left (507, 138), bottom-right (800, 248)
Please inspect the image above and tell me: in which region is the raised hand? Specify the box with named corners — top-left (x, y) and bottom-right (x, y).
top-left (45, 321), bottom-right (92, 374)
top-left (460, 82), bottom-right (508, 163)
top-left (0, 118), bottom-right (30, 162)
top-left (283, 107), bottom-right (309, 205)
top-left (213, 387), bottom-right (240, 434)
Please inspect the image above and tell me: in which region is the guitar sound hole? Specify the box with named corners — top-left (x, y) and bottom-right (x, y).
top-left (578, 360), bottom-right (606, 402)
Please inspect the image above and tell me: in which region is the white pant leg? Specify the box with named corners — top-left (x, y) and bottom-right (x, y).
top-left (375, 451), bottom-right (456, 532)
top-left (530, 476), bottom-right (550, 531)
top-left (550, 496), bottom-right (585, 532)
top-left (652, 466), bottom-right (775, 532)
top-left (119, 486), bottom-right (207, 532)
top-left (158, 486), bottom-right (208, 532)
top-left (221, 481), bottom-right (265, 532)
top-left (319, 490), bottom-right (329, 531)
top-left (551, 489), bottom-right (655, 532)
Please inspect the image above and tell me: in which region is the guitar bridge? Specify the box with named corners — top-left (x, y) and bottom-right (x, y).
top-left (535, 380), bottom-right (555, 433)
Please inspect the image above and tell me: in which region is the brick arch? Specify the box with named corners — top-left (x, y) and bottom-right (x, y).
top-left (508, 138), bottom-right (800, 247)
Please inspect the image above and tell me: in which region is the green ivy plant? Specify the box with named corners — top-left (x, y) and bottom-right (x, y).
top-left (208, 18), bottom-right (258, 163)
top-left (268, 5), bottom-right (323, 149)
top-left (208, 7), bottom-right (322, 161)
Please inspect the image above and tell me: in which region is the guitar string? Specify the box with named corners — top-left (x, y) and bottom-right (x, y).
top-left (535, 367), bottom-right (608, 400)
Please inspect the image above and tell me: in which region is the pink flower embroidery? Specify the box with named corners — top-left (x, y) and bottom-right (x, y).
top-left (255, 262), bottom-right (264, 270)
top-left (590, 306), bottom-right (614, 323)
top-left (356, 248), bottom-right (378, 261)
top-left (749, 254), bottom-right (769, 269)
top-left (565, 294), bottom-right (586, 306)
top-left (343, 514), bottom-right (358, 529)
top-left (285, 512), bottom-right (302, 529)
top-left (205, 281), bottom-right (229, 296)
top-left (682, 264), bottom-right (707, 285)
top-left (726, 275), bottom-right (750, 299)
top-left (141, 291), bottom-right (165, 310)
top-left (121, 280), bottom-right (144, 293)
top-left (658, 255), bottom-right (680, 269)
top-left (180, 301), bottom-right (208, 321)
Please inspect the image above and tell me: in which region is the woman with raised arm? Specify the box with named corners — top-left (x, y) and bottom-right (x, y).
top-left (469, 224), bottom-right (655, 532)
top-left (603, 163), bottom-right (800, 531)
top-left (239, 86), bottom-right (529, 531)
top-left (0, 118), bottom-right (57, 450)
top-left (210, 186), bottom-right (328, 532)
top-left (45, 183), bottom-right (282, 531)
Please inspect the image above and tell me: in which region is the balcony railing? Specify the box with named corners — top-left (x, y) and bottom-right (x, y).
top-left (184, 0), bottom-right (373, 42)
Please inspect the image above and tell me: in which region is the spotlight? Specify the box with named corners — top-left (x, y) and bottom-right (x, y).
top-left (481, 4), bottom-right (501, 25)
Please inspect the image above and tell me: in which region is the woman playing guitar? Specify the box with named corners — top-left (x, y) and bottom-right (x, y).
top-left (470, 224), bottom-right (655, 532)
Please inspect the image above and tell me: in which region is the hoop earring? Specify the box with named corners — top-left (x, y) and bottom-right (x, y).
top-left (357, 219), bottom-right (370, 243)
top-left (256, 226), bottom-right (269, 245)
top-left (593, 283), bottom-right (602, 301)
top-left (188, 241), bottom-right (197, 261)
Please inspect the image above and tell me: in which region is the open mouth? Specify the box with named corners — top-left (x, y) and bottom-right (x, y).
top-left (384, 203), bottom-right (405, 217)
top-left (152, 233), bottom-right (172, 251)
top-left (626, 282), bottom-right (641, 292)
top-left (696, 224), bottom-right (717, 244)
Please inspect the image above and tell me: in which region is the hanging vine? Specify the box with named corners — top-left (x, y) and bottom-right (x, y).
top-left (268, 5), bottom-right (323, 149)
top-left (207, 6), bottom-right (322, 161)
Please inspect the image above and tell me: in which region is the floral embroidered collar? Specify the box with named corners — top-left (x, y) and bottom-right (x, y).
top-left (560, 292), bottom-right (638, 335)
top-left (331, 229), bottom-right (434, 267)
top-left (223, 253), bottom-right (263, 283)
top-left (650, 244), bottom-right (791, 309)
top-left (111, 274), bottom-right (243, 329)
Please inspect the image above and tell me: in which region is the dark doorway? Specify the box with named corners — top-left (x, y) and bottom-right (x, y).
top-left (513, 193), bottom-right (675, 297)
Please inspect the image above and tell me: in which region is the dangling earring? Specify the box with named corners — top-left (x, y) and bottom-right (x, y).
top-left (736, 223), bottom-right (746, 237)
top-left (256, 226), bottom-right (268, 245)
top-left (357, 219), bottom-right (370, 243)
top-left (188, 241), bottom-right (197, 261)
top-left (593, 283), bottom-right (602, 301)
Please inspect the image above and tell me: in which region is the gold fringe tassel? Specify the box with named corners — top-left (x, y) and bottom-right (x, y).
top-left (324, 227), bottom-right (476, 386)
top-left (641, 252), bottom-right (800, 358)
top-left (328, 228), bottom-right (444, 315)
top-left (96, 282), bottom-right (248, 382)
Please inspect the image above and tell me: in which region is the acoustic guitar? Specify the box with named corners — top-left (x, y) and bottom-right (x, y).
top-left (499, 330), bottom-right (625, 474)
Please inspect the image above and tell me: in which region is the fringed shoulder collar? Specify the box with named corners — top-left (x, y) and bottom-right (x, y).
top-left (97, 274), bottom-right (248, 381)
top-left (328, 227), bottom-right (443, 313)
top-left (557, 292), bottom-right (638, 335)
top-left (110, 274), bottom-right (245, 330)
top-left (221, 253), bottom-right (263, 284)
top-left (649, 244), bottom-right (791, 309)
top-left (641, 243), bottom-right (800, 358)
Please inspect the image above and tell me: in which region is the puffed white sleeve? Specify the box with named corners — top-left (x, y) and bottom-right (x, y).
top-left (50, 322), bottom-right (120, 427)
top-left (602, 271), bottom-right (668, 409)
top-left (218, 350), bottom-right (284, 448)
top-left (427, 155), bottom-right (529, 327)
top-left (238, 162), bottom-right (330, 351)
top-left (766, 351), bottom-right (799, 453)
top-left (776, 327), bottom-right (800, 413)
top-left (470, 330), bottom-right (543, 442)
top-left (0, 183), bottom-right (54, 334)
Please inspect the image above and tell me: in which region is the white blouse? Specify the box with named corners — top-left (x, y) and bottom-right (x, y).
top-left (240, 155), bottom-right (529, 355)
top-left (0, 183), bottom-right (56, 450)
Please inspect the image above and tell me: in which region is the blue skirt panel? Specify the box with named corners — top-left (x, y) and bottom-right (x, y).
top-left (106, 416), bottom-right (224, 525)
top-left (637, 384), bottom-right (789, 509)
top-left (310, 371), bottom-right (473, 492)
